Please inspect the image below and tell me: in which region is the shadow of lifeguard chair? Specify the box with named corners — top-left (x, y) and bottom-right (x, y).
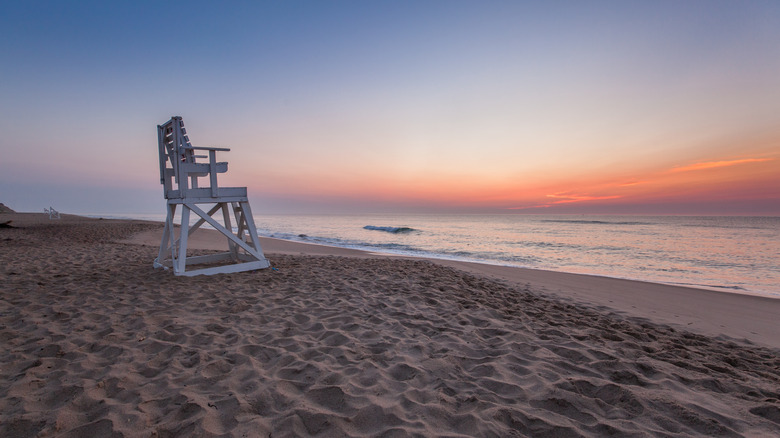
top-left (154, 116), bottom-right (271, 276)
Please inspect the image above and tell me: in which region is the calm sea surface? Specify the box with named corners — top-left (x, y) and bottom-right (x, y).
top-left (99, 213), bottom-right (780, 297)
top-left (252, 214), bottom-right (779, 297)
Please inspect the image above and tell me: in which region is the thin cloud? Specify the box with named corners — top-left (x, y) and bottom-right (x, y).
top-left (546, 193), bottom-right (622, 204)
top-left (506, 193), bottom-right (622, 210)
top-left (670, 158), bottom-right (774, 173)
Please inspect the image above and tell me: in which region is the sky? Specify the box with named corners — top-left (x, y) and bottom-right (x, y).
top-left (1, 0), bottom-right (779, 215)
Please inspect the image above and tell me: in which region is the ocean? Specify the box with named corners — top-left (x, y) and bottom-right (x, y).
top-left (98, 213), bottom-right (780, 298)
top-left (253, 214), bottom-right (780, 298)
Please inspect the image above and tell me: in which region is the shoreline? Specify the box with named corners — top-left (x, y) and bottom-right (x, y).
top-left (124, 217), bottom-right (780, 351)
top-left (261, 237), bottom-right (777, 298)
top-left (267, 236), bottom-right (778, 300)
top-left (83, 212), bottom-right (779, 299)
top-left (2, 212), bottom-right (779, 436)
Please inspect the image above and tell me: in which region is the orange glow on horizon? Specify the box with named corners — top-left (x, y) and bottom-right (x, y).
top-left (240, 142), bottom-right (780, 213)
top-left (500, 153), bottom-right (780, 211)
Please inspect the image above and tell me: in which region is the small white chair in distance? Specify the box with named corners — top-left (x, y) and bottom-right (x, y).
top-left (154, 116), bottom-right (271, 276)
top-left (45, 207), bottom-right (60, 220)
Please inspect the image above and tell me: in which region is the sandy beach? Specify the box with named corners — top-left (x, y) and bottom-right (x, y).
top-left (1, 213), bottom-right (779, 437)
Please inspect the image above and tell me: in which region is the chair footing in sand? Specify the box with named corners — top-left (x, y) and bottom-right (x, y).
top-left (153, 200), bottom-right (271, 276)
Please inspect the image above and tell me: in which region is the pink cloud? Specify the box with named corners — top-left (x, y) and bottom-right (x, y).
top-left (670, 158), bottom-right (774, 173)
top-left (545, 193), bottom-right (622, 204)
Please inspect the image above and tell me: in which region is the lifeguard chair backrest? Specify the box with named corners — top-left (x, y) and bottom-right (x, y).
top-left (158, 116), bottom-right (182, 183)
top-left (158, 116), bottom-right (199, 192)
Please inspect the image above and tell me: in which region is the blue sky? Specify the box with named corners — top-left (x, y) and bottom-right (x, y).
top-left (2, 1), bottom-right (779, 215)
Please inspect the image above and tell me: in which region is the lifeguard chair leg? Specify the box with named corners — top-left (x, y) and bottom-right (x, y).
top-left (240, 201), bottom-right (264, 257)
top-left (176, 207), bottom-right (191, 275)
top-left (221, 203), bottom-right (239, 261)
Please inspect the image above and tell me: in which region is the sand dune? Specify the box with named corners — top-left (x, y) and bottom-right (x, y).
top-left (1, 213), bottom-right (779, 437)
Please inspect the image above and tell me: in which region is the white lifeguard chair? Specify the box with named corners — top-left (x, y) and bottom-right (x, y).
top-left (154, 116), bottom-right (271, 276)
